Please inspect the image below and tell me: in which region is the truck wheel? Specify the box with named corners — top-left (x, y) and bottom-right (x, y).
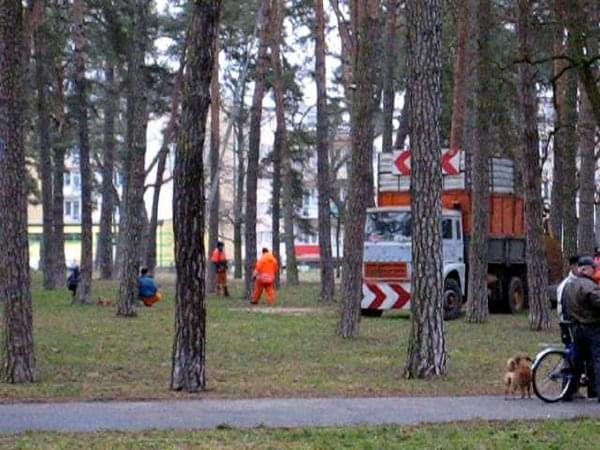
top-left (361, 309), bottom-right (383, 317)
top-left (507, 276), bottom-right (526, 313)
top-left (443, 278), bottom-right (462, 320)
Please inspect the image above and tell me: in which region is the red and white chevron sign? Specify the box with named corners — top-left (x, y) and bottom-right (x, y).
top-left (362, 282), bottom-right (411, 310)
top-left (391, 148), bottom-right (461, 176)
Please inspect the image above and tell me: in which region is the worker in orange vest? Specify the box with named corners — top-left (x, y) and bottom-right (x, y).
top-left (211, 241), bottom-right (230, 297)
top-left (251, 247), bottom-right (279, 305)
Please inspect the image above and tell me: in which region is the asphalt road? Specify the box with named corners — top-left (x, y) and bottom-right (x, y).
top-left (1, 395), bottom-right (599, 433)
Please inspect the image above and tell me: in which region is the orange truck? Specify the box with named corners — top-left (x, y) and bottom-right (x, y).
top-left (362, 149), bottom-right (528, 319)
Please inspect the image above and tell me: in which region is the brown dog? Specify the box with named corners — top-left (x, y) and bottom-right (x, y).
top-left (96, 297), bottom-right (113, 306)
top-left (504, 354), bottom-right (532, 399)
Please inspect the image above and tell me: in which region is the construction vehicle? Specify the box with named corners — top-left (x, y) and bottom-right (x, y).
top-left (361, 149), bottom-right (529, 319)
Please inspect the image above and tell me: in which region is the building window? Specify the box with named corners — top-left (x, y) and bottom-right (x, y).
top-left (65, 199), bottom-right (81, 221)
top-left (72, 173), bottom-right (81, 189)
top-left (64, 171), bottom-right (81, 189)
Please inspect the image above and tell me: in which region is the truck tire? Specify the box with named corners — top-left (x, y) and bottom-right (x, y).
top-left (443, 278), bottom-right (462, 320)
top-left (361, 308), bottom-right (383, 317)
top-left (507, 276), bottom-right (526, 313)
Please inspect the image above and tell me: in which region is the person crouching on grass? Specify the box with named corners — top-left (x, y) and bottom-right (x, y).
top-left (138, 267), bottom-right (162, 307)
top-left (251, 247), bottom-right (279, 305)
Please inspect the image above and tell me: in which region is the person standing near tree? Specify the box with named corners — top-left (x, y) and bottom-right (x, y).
top-left (211, 241), bottom-right (229, 297)
top-left (562, 256), bottom-right (600, 401)
top-left (251, 247), bottom-right (279, 305)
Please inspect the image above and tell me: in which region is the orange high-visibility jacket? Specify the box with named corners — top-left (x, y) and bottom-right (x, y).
top-left (211, 248), bottom-right (227, 263)
top-left (255, 251), bottom-right (278, 275)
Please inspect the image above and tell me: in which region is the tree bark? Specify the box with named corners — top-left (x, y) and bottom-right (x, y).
top-left (572, 0), bottom-right (598, 254)
top-left (233, 93), bottom-right (246, 280)
top-left (549, 0), bottom-right (566, 241)
top-left (117, 0), bottom-right (150, 317)
top-left (517, 0), bottom-right (551, 331)
top-left (146, 48), bottom-right (186, 274)
top-left (171, 0), bottom-right (221, 392)
top-left (465, 0), bottom-right (489, 323)
top-left (34, 19), bottom-right (57, 289)
top-left (394, 97), bottom-right (410, 149)
top-left (271, 128), bottom-right (282, 286)
top-left (207, 38), bottom-right (220, 294)
top-left (98, 63), bottom-right (116, 280)
top-left (381, 0), bottom-right (398, 154)
top-left (337, 0), bottom-right (381, 338)
top-left (270, 0), bottom-right (298, 285)
top-left (244, 0), bottom-right (270, 298)
top-left (404, 0), bottom-right (447, 377)
top-left (560, 32), bottom-right (579, 267)
top-left (563, 1), bottom-right (600, 129)
top-left (73, 0), bottom-right (93, 305)
top-left (449, 0), bottom-right (468, 150)
top-left (0, 0), bottom-right (37, 383)
top-left (577, 82), bottom-right (598, 253)
top-left (315, 0), bottom-right (335, 301)
top-left (51, 63), bottom-right (67, 287)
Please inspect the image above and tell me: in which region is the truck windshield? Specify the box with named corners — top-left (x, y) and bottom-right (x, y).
top-left (365, 211), bottom-right (411, 242)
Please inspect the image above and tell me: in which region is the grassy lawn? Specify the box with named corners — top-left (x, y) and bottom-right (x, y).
top-left (0, 272), bottom-right (560, 402)
top-left (0, 419), bottom-right (597, 449)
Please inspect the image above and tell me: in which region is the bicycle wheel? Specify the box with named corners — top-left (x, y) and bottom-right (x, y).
top-left (532, 349), bottom-right (573, 403)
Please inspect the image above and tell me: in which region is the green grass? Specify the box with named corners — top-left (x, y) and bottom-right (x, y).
top-left (0, 419), bottom-right (598, 449)
top-left (0, 272), bottom-right (560, 402)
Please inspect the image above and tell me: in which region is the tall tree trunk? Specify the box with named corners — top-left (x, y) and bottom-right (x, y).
top-left (449, 0), bottom-right (468, 150)
top-left (394, 96), bottom-right (410, 149)
top-left (517, 0), bottom-right (551, 331)
top-left (575, 1), bottom-right (598, 254)
top-left (244, 0), bottom-right (270, 298)
top-left (578, 87), bottom-right (598, 254)
top-left (549, 0), bottom-right (566, 242)
top-left (270, 0), bottom-right (298, 285)
top-left (271, 129), bottom-right (281, 286)
top-left (117, 0), bottom-right (150, 317)
top-left (337, 0), bottom-right (380, 338)
top-left (73, 0), bottom-right (93, 305)
top-left (171, 0), bottom-right (221, 392)
top-left (564, 2), bottom-right (600, 129)
top-left (207, 39), bottom-right (221, 294)
top-left (233, 94), bottom-right (246, 280)
top-left (315, 0), bottom-right (334, 301)
top-left (34, 21), bottom-right (57, 289)
top-left (115, 188), bottom-right (127, 279)
top-left (0, 0), bottom-right (36, 383)
top-left (404, 0), bottom-right (446, 377)
top-left (98, 63), bottom-right (116, 280)
top-left (146, 48), bottom-right (186, 274)
top-left (51, 63), bottom-right (67, 287)
top-left (465, 0), bottom-right (489, 323)
top-left (381, 0), bottom-right (398, 154)
top-left (561, 32), bottom-right (579, 266)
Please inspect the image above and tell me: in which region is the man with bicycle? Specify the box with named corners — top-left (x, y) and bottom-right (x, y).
top-left (562, 256), bottom-right (600, 402)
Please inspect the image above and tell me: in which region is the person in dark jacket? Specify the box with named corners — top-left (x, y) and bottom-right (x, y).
top-left (138, 267), bottom-right (162, 307)
top-left (67, 266), bottom-right (80, 299)
top-left (562, 256), bottom-right (600, 401)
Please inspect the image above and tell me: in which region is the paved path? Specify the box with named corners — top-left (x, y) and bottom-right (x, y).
top-left (1, 396), bottom-right (599, 433)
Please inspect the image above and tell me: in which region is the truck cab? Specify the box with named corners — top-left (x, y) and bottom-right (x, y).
top-left (362, 206), bottom-right (465, 319)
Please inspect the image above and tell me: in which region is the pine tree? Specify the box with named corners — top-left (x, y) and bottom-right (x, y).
top-left (404, 0), bottom-right (447, 377)
top-left (171, 0), bottom-right (221, 392)
top-left (0, 0), bottom-right (37, 383)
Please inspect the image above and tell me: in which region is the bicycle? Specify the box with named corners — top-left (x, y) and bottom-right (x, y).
top-left (532, 321), bottom-right (589, 403)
